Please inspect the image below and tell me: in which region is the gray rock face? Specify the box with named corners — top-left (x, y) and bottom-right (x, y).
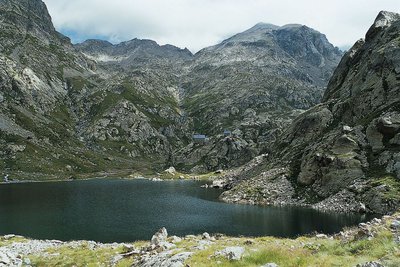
top-left (0, 0), bottom-right (56, 39)
top-left (221, 11), bottom-right (400, 214)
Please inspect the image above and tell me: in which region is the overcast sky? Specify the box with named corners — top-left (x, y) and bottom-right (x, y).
top-left (43, 0), bottom-right (400, 52)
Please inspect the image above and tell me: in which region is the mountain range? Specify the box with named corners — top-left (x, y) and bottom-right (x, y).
top-left (0, 0), bottom-right (343, 180)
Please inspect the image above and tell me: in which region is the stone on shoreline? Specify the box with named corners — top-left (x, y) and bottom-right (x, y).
top-left (151, 227), bottom-right (168, 246)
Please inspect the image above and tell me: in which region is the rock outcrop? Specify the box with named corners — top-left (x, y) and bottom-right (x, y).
top-left (221, 11), bottom-right (400, 214)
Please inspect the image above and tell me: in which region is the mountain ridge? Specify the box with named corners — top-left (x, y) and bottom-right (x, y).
top-left (0, 0), bottom-right (342, 179)
top-left (220, 10), bottom-right (400, 215)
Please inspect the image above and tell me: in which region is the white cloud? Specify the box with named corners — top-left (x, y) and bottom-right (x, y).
top-left (42, 0), bottom-right (400, 52)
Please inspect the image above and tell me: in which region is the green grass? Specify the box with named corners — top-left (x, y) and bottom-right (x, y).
top-left (2, 214), bottom-right (400, 266)
top-left (0, 236), bottom-right (27, 247)
top-left (88, 80), bottom-right (179, 128)
top-left (89, 91), bottom-right (122, 121)
top-left (66, 77), bottom-right (96, 93)
top-left (370, 175), bottom-right (400, 201)
top-left (186, 226), bottom-right (400, 267)
top-left (30, 243), bottom-right (130, 267)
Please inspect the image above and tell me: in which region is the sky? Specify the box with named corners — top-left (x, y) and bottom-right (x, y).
top-left (42, 0), bottom-right (400, 53)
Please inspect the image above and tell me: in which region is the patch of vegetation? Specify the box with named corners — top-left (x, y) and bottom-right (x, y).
top-left (358, 100), bottom-right (400, 127)
top-left (120, 81), bottom-right (178, 128)
top-left (48, 43), bottom-right (74, 63)
top-left (370, 175), bottom-right (400, 201)
top-left (0, 236), bottom-right (27, 247)
top-left (66, 77), bottom-right (96, 93)
top-left (3, 215), bottom-right (400, 267)
top-left (186, 225), bottom-right (400, 267)
top-left (89, 91), bottom-right (122, 121)
top-left (30, 243), bottom-right (130, 267)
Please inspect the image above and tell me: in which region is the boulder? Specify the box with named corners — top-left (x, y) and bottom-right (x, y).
top-left (139, 251), bottom-right (193, 267)
top-left (356, 262), bottom-right (384, 267)
top-left (216, 246), bottom-right (245, 260)
top-left (195, 240), bottom-right (213, 250)
top-left (260, 264), bottom-right (279, 267)
top-left (121, 244), bottom-right (135, 253)
top-left (202, 232), bottom-right (211, 240)
top-left (343, 125), bottom-right (353, 133)
top-left (377, 116), bottom-right (400, 135)
top-left (212, 180), bottom-right (225, 188)
top-left (151, 228), bottom-right (168, 246)
top-left (3, 234), bottom-right (16, 240)
top-left (169, 236), bottom-right (182, 243)
top-left (164, 167), bottom-right (176, 175)
top-left (315, 234), bottom-right (328, 239)
top-left (390, 220), bottom-right (400, 230)
top-left (0, 252), bottom-right (11, 265)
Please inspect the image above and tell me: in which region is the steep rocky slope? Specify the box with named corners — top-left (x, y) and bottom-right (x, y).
top-left (0, 0), bottom-right (342, 180)
top-left (220, 11), bottom-right (400, 214)
top-left (172, 23), bottom-right (342, 172)
top-left (0, 0), bottom-right (193, 179)
top-left (0, 0), bottom-right (109, 179)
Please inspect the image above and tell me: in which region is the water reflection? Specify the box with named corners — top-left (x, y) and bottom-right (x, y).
top-left (0, 179), bottom-right (374, 242)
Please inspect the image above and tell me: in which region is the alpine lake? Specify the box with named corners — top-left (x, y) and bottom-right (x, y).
top-left (0, 179), bottom-right (374, 242)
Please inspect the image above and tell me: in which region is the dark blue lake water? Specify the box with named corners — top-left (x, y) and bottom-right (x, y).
top-left (0, 179), bottom-right (372, 242)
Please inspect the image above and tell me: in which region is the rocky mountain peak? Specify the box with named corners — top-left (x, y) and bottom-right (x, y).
top-left (274, 24), bottom-right (342, 66)
top-left (75, 38), bottom-right (193, 66)
top-left (371, 11), bottom-right (400, 30)
top-left (0, 0), bottom-right (57, 40)
top-left (218, 23), bottom-right (279, 45)
top-left (248, 22), bottom-right (280, 31)
top-left (221, 10), bottom-right (400, 215)
top-left (366, 10), bottom-right (400, 41)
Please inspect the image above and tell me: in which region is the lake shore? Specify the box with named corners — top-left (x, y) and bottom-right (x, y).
top-left (1, 212), bottom-right (399, 267)
top-left (0, 168), bottom-right (223, 185)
